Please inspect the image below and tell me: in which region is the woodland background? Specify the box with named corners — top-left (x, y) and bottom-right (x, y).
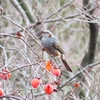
top-left (0, 0), bottom-right (100, 100)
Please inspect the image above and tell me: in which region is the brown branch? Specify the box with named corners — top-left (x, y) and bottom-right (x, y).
top-left (1, 15), bottom-right (43, 48)
top-left (81, 0), bottom-right (99, 67)
top-left (0, 35), bottom-right (42, 59)
top-left (0, 22), bottom-right (41, 35)
top-left (88, 23), bottom-right (99, 64)
top-left (45, 14), bottom-right (79, 23)
top-left (17, 0), bottom-right (35, 23)
top-left (59, 60), bottom-right (100, 89)
top-left (34, 60), bottom-right (100, 97)
top-left (10, 0), bottom-right (29, 23)
top-left (0, 95), bottom-right (22, 100)
top-left (46, 0), bottom-right (75, 19)
top-left (9, 62), bottom-right (39, 73)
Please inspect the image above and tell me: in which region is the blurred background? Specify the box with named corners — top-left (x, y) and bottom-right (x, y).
top-left (0, 0), bottom-right (100, 100)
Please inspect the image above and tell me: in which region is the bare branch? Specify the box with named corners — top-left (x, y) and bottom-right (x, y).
top-left (10, 0), bottom-right (29, 23)
top-left (46, 0), bottom-right (75, 19)
top-left (59, 60), bottom-right (100, 88)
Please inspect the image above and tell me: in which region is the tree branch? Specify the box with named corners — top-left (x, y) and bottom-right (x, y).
top-left (81, 0), bottom-right (99, 67)
top-left (46, 0), bottom-right (75, 19)
top-left (17, 0), bottom-right (35, 23)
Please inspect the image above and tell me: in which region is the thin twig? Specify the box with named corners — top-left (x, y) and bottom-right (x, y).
top-left (10, 0), bottom-right (29, 23)
top-left (2, 15), bottom-right (42, 48)
top-left (45, 14), bottom-right (79, 23)
top-left (33, 60), bottom-right (100, 97)
top-left (46, 0), bottom-right (75, 19)
top-left (59, 60), bottom-right (100, 89)
top-left (0, 95), bottom-right (23, 100)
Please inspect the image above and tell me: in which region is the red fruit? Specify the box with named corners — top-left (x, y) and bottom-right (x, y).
top-left (16, 32), bottom-right (22, 37)
top-left (0, 88), bottom-right (4, 96)
top-left (44, 84), bottom-right (54, 94)
top-left (45, 61), bottom-right (53, 71)
top-left (31, 78), bottom-right (40, 88)
top-left (0, 68), bottom-right (11, 80)
top-left (74, 82), bottom-right (80, 88)
top-left (51, 68), bottom-right (61, 77)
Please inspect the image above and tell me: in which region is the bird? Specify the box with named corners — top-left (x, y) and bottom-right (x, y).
top-left (41, 30), bottom-right (72, 72)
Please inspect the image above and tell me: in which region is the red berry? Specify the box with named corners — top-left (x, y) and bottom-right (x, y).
top-left (16, 32), bottom-right (22, 37)
top-left (31, 78), bottom-right (40, 88)
top-left (44, 84), bottom-right (54, 94)
top-left (0, 68), bottom-right (11, 80)
top-left (0, 88), bottom-right (4, 96)
top-left (51, 68), bottom-right (61, 77)
top-left (45, 61), bottom-right (53, 71)
top-left (74, 82), bottom-right (80, 88)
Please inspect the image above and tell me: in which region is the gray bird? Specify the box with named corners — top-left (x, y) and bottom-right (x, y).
top-left (41, 30), bottom-right (72, 72)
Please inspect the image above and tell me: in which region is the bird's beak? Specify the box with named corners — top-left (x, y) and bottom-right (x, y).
top-left (41, 29), bottom-right (46, 34)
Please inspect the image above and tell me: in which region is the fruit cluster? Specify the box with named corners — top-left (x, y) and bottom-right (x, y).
top-left (0, 68), bottom-right (11, 96)
top-left (0, 62), bottom-right (80, 97)
top-left (31, 60), bottom-right (61, 95)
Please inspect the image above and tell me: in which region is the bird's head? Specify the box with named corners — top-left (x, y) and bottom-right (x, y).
top-left (41, 29), bottom-right (53, 38)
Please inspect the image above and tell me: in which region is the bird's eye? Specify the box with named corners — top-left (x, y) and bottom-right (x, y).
top-left (49, 34), bottom-right (51, 37)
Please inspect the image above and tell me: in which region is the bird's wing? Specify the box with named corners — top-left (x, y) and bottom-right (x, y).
top-left (52, 37), bottom-right (65, 54)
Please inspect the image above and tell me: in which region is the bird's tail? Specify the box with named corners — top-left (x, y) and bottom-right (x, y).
top-left (61, 54), bottom-right (72, 72)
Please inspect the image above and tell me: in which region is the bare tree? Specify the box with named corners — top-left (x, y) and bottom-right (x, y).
top-left (0, 0), bottom-right (100, 100)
